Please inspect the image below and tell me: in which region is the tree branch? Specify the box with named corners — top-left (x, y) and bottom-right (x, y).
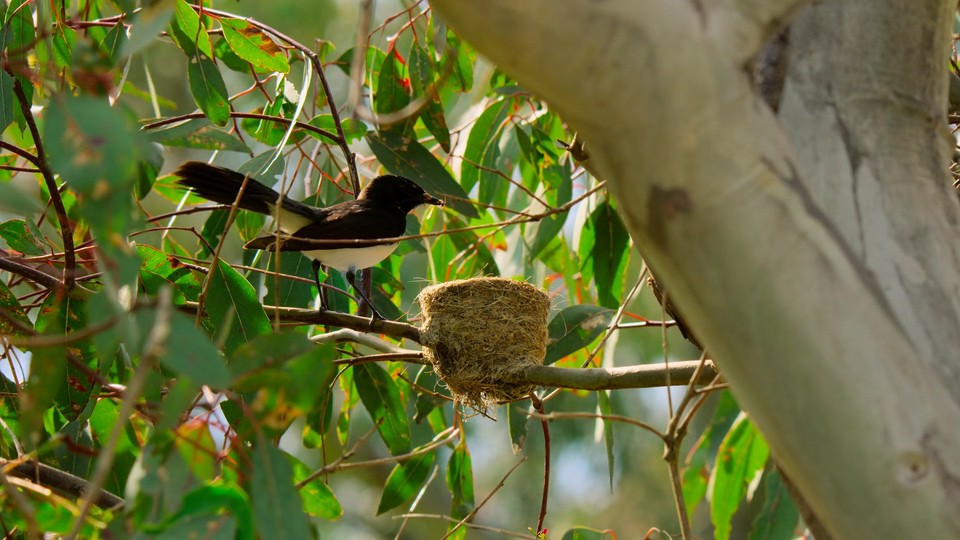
top-left (1, 459), bottom-right (123, 510)
top-left (518, 360), bottom-right (717, 391)
top-left (0, 254), bottom-right (61, 290)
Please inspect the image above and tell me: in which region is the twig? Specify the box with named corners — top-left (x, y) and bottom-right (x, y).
top-left (332, 351), bottom-right (426, 366)
top-left (529, 393), bottom-right (549, 535)
top-left (530, 411), bottom-right (666, 443)
top-left (311, 328), bottom-right (420, 354)
top-left (394, 465), bottom-right (440, 540)
top-left (440, 456), bottom-right (529, 540)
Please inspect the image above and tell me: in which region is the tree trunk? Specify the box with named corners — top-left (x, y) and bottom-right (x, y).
top-left (429, 0), bottom-right (960, 537)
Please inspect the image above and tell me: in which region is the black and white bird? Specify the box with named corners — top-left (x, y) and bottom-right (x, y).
top-left (175, 161), bottom-right (444, 320)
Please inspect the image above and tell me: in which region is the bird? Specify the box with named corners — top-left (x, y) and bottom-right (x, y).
top-left (175, 161), bottom-right (444, 320)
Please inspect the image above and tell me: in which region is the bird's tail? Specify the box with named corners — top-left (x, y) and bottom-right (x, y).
top-left (175, 162), bottom-right (319, 230)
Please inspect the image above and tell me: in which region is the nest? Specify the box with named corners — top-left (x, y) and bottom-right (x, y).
top-left (417, 277), bottom-right (551, 411)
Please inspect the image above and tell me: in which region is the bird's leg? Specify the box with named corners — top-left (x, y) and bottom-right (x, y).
top-left (312, 259), bottom-right (328, 311)
top-left (346, 269), bottom-right (384, 322)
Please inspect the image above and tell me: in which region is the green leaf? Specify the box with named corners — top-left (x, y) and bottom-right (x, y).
top-left (96, 22), bottom-right (128, 64)
top-left (160, 312), bottom-right (231, 387)
top-left (0, 219), bottom-right (46, 255)
top-left (682, 391), bottom-right (740, 518)
top-left (44, 94), bottom-right (144, 192)
top-left (289, 454), bottom-right (343, 520)
top-left (0, 280), bottom-right (30, 335)
top-left (710, 413), bottom-right (771, 540)
top-left (446, 441), bottom-right (474, 521)
top-left (0, 180), bottom-right (40, 214)
top-left (409, 41), bottom-right (450, 152)
top-left (544, 305), bottom-right (614, 364)
top-left (220, 18), bottom-right (289, 73)
top-left (151, 123), bottom-right (251, 153)
top-left (307, 114), bottom-right (367, 143)
top-left (137, 244), bottom-right (203, 302)
top-left (560, 527), bottom-right (616, 540)
top-left (174, 419), bottom-right (219, 481)
top-left (367, 129), bottom-right (476, 218)
top-left (377, 452), bottom-right (435, 514)
top-left (264, 251), bottom-right (315, 308)
top-left (187, 51), bottom-right (230, 126)
top-left (168, 0), bottom-right (212, 57)
top-left (462, 99), bottom-right (512, 199)
top-left (749, 469), bottom-right (800, 540)
top-left (580, 202), bottom-right (630, 308)
top-left (598, 389), bottom-right (615, 491)
top-left (0, 69), bottom-right (14, 133)
top-left (203, 259), bottom-right (271, 354)
top-left (171, 484), bottom-right (254, 540)
top-left (375, 49), bottom-right (410, 118)
top-left (250, 444), bottom-right (312, 540)
top-left (413, 366), bottom-right (446, 426)
top-left (1, 0), bottom-right (35, 63)
top-left (354, 363), bottom-right (411, 455)
top-left (213, 37), bottom-right (249, 73)
top-left (507, 401), bottom-right (530, 453)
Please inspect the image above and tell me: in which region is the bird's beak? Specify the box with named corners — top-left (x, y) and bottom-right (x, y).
top-left (424, 193), bottom-right (445, 207)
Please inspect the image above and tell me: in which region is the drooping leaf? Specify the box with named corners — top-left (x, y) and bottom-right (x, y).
top-left (354, 363), bottom-right (411, 456)
top-left (377, 452), bottom-right (435, 514)
top-left (579, 202), bottom-right (630, 308)
top-left (186, 51), bottom-right (230, 126)
top-left (749, 468), bottom-right (800, 540)
top-left (250, 443), bottom-right (312, 540)
top-left (0, 69), bottom-right (14, 133)
top-left (462, 99), bottom-right (512, 200)
top-left (446, 440), bottom-right (474, 524)
top-left (168, 0), bottom-right (212, 57)
top-left (682, 390), bottom-right (740, 518)
top-left (203, 259), bottom-right (271, 354)
top-left (598, 389), bottom-right (615, 491)
top-left (368, 129), bottom-right (476, 218)
top-left (544, 305), bottom-right (614, 364)
top-left (289, 454), bottom-right (343, 520)
top-left (709, 413), bottom-right (771, 540)
top-left (374, 49), bottom-right (410, 120)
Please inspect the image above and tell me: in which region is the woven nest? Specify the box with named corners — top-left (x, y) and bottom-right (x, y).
top-left (417, 277), bottom-right (551, 411)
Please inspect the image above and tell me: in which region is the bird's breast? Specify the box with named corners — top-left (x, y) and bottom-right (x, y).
top-left (303, 243), bottom-right (399, 272)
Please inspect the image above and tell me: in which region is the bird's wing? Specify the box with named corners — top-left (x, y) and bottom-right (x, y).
top-left (244, 201), bottom-right (407, 251)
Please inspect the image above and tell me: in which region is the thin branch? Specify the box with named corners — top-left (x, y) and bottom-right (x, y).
top-left (530, 411), bottom-right (666, 443)
top-left (0, 256), bottom-right (61, 290)
top-left (141, 111), bottom-right (338, 144)
top-left (10, 78), bottom-right (75, 290)
top-left (312, 328), bottom-right (421, 353)
top-left (529, 393), bottom-right (549, 535)
top-left (332, 351), bottom-right (426, 366)
top-left (180, 301), bottom-right (423, 343)
top-left (519, 360), bottom-right (718, 391)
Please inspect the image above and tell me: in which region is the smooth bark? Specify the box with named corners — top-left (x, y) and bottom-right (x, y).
top-left (429, 0), bottom-right (960, 537)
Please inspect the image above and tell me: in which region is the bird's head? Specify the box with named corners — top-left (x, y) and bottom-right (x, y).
top-left (360, 174), bottom-right (445, 214)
